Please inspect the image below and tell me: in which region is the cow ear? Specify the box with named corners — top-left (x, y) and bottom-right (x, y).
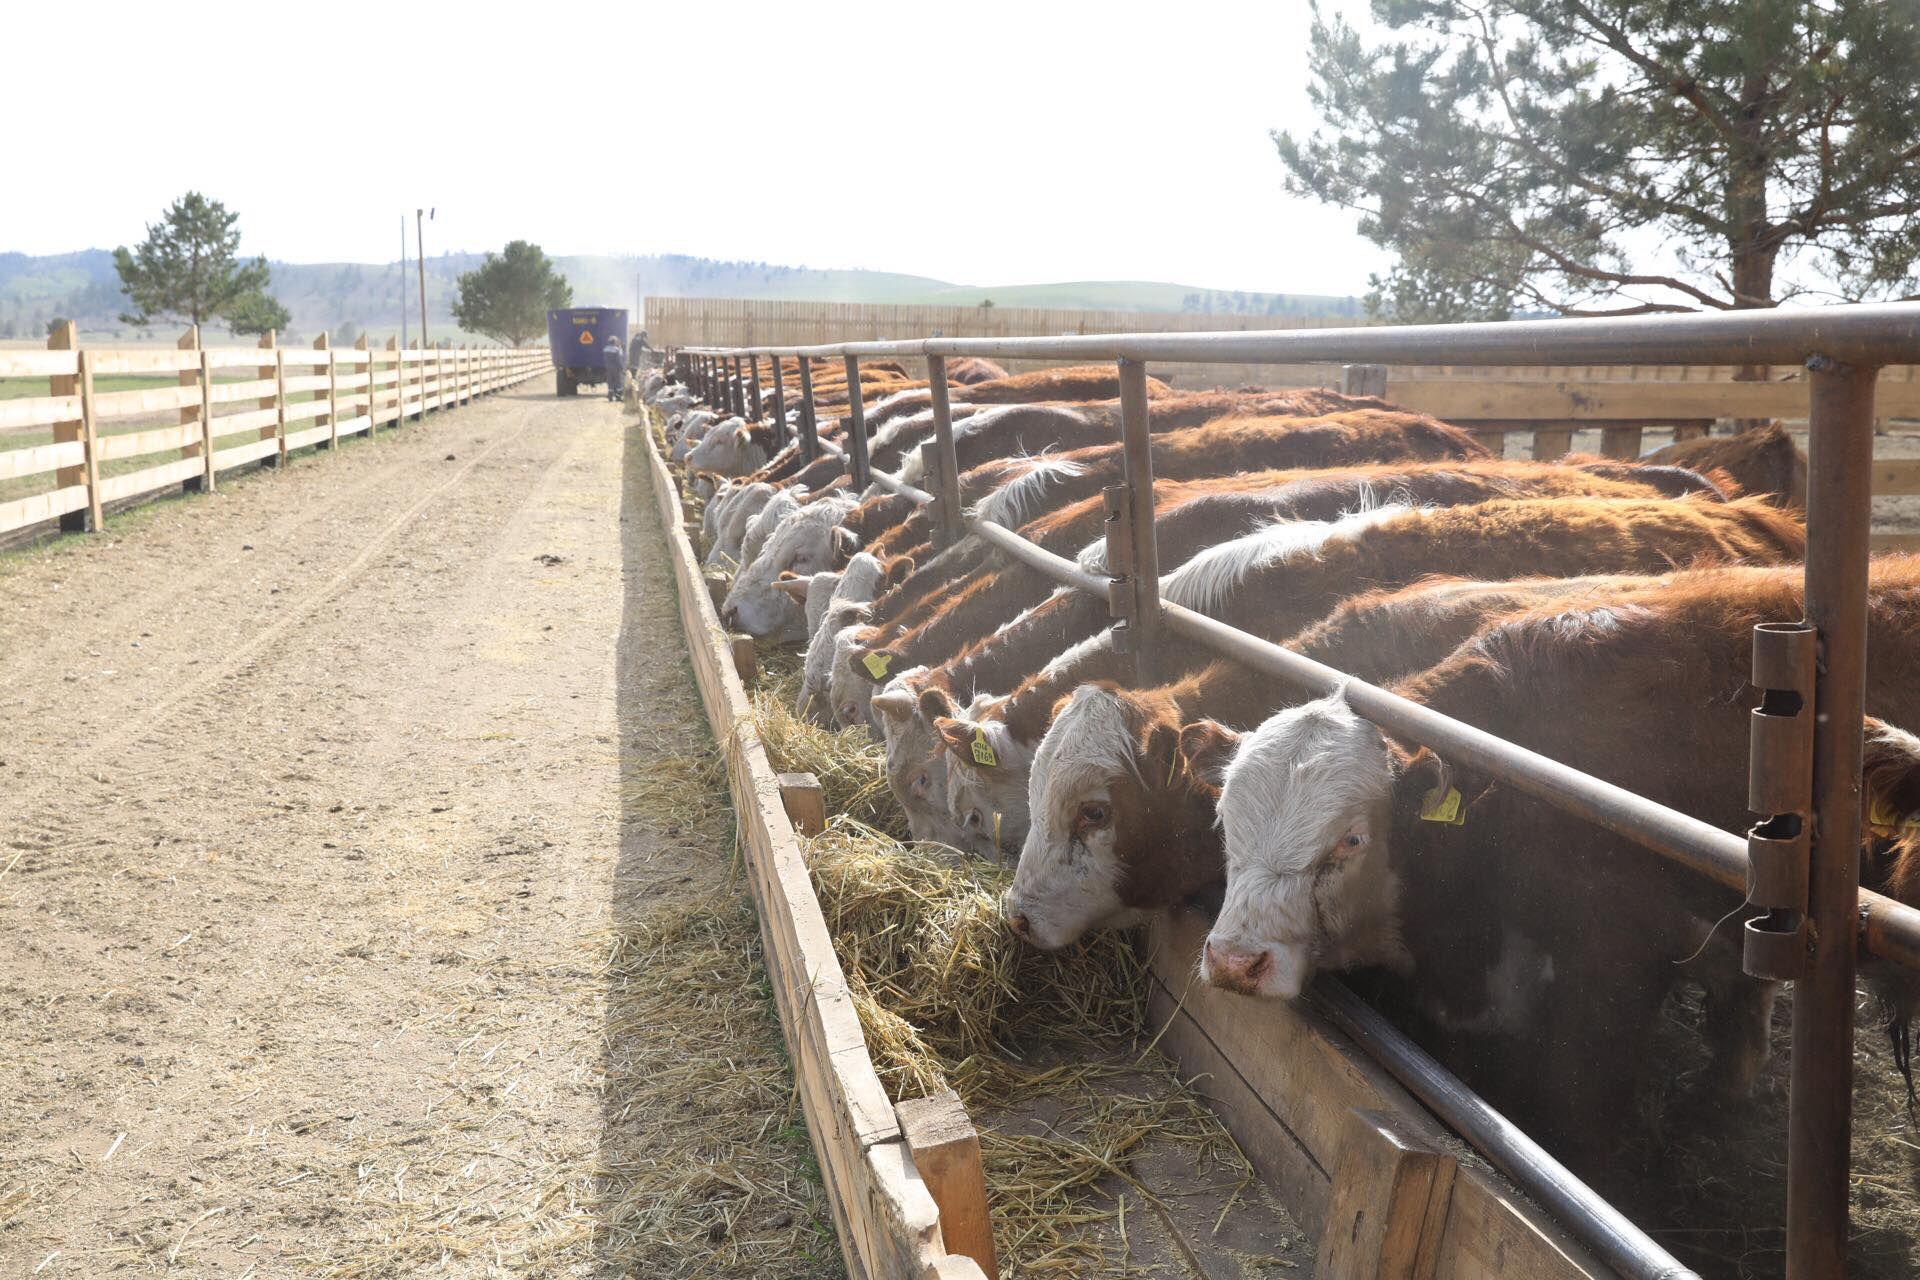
top-left (1177, 720), bottom-right (1241, 789)
top-left (773, 573), bottom-right (811, 602)
top-left (735, 425), bottom-right (753, 444)
top-left (934, 717), bottom-right (980, 763)
top-left (1864, 722), bottom-right (1920, 834)
top-left (882, 556), bottom-right (915, 589)
top-left (849, 646), bottom-right (900, 683)
top-left (917, 685), bottom-right (956, 723)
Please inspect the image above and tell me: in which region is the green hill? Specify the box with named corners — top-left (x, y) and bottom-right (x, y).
top-left (0, 250), bottom-right (1361, 344)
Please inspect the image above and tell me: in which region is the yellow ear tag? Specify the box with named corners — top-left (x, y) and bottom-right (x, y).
top-left (862, 651), bottom-right (891, 680)
top-left (1868, 794), bottom-right (1920, 834)
top-left (1420, 785), bottom-right (1465, 826)
top-left (971, 728), bottom-right (998, 768)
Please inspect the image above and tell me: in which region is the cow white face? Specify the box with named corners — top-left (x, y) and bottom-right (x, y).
top-left (1200, 691), bottom-right (1404, 999)
top-left (707, 483), bottom-right (776, 569)
top-left (723, 498), bottom-right (857, 639)
top-left (999, 687), bottom-right (1132, 948)
top-left (798, 600), bottom-right (868, 726)
top-left (873, 682), bottom-right (973, 849)
top-left (685, 418), bottom-right (765, 476)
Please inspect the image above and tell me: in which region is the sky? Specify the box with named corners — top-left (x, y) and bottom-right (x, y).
top-left (4, 0), bottom-right (1390, 297)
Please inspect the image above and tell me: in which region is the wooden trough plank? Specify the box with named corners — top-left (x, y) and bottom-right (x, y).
top-left (1317, 1109), bottom-right (1457, 1280)
top-left (1146, 910), bottom-right (1606, 1279)
top-left (641, 416), bottom-right (988, 1280)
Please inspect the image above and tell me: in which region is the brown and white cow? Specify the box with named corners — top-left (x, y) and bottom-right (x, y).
top-left (1193, 557), bottom-right (1920, 1169)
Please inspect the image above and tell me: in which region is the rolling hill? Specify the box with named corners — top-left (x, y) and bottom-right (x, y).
top-left (0, 249), bottom-right (1362, 344)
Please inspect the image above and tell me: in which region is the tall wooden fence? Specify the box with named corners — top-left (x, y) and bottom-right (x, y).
top-left (0, 323), bottom-right (548, 540)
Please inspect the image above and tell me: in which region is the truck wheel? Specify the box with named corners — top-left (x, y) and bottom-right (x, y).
top-left (557, 370), bottom-right (576, 397)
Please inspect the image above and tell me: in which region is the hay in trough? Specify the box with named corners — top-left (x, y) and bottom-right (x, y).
top-left (660, 414), bottom-right (1258, 1273)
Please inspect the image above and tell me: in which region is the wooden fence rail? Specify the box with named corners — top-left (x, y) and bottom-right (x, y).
top-left (0, 322), bottom-right (549, 540)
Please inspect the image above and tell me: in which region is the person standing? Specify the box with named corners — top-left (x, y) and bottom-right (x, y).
top-left (602, 335), bottom-right (626, 402)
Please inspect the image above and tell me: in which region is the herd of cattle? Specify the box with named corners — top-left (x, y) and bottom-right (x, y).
top-left (642, 357), bottom-right (1920, 1185)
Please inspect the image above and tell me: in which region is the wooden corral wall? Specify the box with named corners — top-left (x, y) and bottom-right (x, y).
top-left (0, 323), bottom-right (549, 541)
top-left (639, 413), bottom-right (1610, 1280)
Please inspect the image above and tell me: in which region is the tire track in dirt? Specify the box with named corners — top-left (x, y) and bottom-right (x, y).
top-left (1, 412), bottom-right (543, 862)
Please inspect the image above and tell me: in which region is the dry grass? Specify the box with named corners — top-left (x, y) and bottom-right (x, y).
top-left (648, 409), bottom-right (1262, 1274)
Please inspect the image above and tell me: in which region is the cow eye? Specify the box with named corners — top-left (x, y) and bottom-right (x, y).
top-left (1330, 824), bottom-right (1370, 858)
top-left (963, 810), bottom-right (982, 829)
top-left (911, 772), bottom-right (930, 796)
top-left (1077, 802), bottom-right (1111, 829)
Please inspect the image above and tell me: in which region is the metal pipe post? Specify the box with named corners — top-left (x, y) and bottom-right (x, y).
top-left (748, 356), bottom-right (763, 421)
top-left (842, 356), bottom-right (871, 489)
top-left (770, 357), bottom-right (788, 447)
top-left (924, 354), bottom-right (963, 546)
top-left (731, 355), bottom-right (747, 417)
top-left (796, 359), bottom-right (819, 460)
top-left (1786, 358), bottom-right (1877, 1280)
top-left (1116, 358), bottom-right (1162, 682)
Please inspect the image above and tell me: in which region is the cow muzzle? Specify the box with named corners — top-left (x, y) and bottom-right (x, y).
top-left (1203, 938), bottom-right (1310, 999)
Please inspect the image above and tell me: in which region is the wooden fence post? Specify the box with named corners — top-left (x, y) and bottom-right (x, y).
top-left (178, 324), bottom-right (204, 493)
top-left (1532, 427), bottom-right (1575, 460)
top-left (48, 321), bottom-right (90, 532)
top-left (896, 1091), bottom-right (997, 1279)
top-left (257, 329), bottom-right (282, 467)
top-left (1339, 363), bottom-right (1388, 399)
top-left (353, 333), bottom-right (370, 435)
top-left (382, 336), bottom-right (397, 431)
top-left (197, 346), bottom-right (216, 491)
top-left (76, 349), bottom-right (104, 531)
top-left (315, 331), bottom-right (337, 449)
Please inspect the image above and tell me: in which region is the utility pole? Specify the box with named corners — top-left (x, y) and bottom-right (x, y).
top-left (416, 208), bottom-right (432, 349)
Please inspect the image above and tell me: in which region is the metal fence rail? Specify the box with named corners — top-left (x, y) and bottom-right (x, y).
top-left (680, 300), bottom-right (1920, 1279)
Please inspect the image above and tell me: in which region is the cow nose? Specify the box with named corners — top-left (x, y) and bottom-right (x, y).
top-left (1204, 941), bottom-right (1273, 993)
top-left (720, 605), bottom-right (739, 628)
top-left (1007, 913), bottom-right (1033, 942)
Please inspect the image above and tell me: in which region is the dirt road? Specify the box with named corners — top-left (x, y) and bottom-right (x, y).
top-left (0, 390), bottom-right (838, 1276)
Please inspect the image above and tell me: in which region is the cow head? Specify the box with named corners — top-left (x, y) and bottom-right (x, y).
top-left (1200, 689), bottom-right (1410, 999)
top-left (998, 683), bottom-right (1224, 948)
top-left (799, 597), bottom-right (870, 727)
top-left (870, 679), bottom-right (969, 847)
top-left (685, 417), bottom-right (768, 476)
top-left (722, 497), bottom-right (859, 639)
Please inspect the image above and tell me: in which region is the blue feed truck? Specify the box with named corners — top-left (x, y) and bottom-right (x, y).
top-left (546, 307), bottom-right (628, 396)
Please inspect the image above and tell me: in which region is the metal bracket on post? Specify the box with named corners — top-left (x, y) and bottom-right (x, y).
top-left (843, 355), bottom-right (871, 490)
top-left (1102, 484), bottom-right (1137, 655)
top-left (1743, 621), bottom-right (1817, 980)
